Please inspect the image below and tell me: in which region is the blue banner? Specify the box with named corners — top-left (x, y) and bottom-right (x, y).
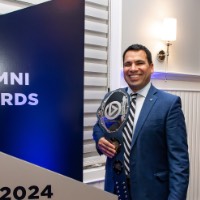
top-left (0, 0), bottom-right (84, 181)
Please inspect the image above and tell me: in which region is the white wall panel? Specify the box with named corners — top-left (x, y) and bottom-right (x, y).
top-left (85, 62), bottom-right (107, 73)
top-left (85, 20), bottom-right (108, 34)
top-left (84, 90), bottom-right (107, 100)
top-left (84, 130), bottom-right (93, 140)
top-left (84, 143), bottom-right (96, 154)
top-left (84, 0), bottom-right (109, 181)
top-left (85, 6), bottom-right (108, 20)
top-left (85, 49), bottom-right (107, 60)
top-left (84, 117), bottom-right (98, 127)
top-left (86, 0), bottom-right (108, 7)
top-left (84, 77), bottom-right (107, 87)
top-left (85, 35), bottom-right (108, 47)
top-left (84, 103), bottom-right (100, 113)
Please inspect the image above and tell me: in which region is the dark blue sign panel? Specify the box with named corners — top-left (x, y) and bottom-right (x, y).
top-left (0, 0), bottom-right (84, 181)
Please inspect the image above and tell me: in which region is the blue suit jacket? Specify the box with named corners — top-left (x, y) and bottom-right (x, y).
top-left (93, 84), bottom-right (189, 200)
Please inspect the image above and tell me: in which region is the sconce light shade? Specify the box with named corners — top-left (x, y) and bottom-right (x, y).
top-left (161, 18), bottom-right (177, 41)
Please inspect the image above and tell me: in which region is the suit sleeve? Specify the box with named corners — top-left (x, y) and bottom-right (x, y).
top-left (166, 96), bottom-right (189, 200)
top-left (93, 122), bottom-right (105, 155)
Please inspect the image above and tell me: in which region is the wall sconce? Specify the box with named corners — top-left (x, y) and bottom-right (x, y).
top-left (157, 18), bottom-right (177, 62)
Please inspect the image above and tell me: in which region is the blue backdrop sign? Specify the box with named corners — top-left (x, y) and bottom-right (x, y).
top-left (0, 0), bottom-right (84, 181)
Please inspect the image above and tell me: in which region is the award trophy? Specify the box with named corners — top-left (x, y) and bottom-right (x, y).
top-left (97, 89), bottom-right (131, 200)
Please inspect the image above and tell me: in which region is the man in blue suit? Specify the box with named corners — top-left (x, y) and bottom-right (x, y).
top-left (93, 44), bottom-right (189, 200)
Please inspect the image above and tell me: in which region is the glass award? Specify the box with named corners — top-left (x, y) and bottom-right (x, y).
top-left (97, 89), bottom-right (130, 133)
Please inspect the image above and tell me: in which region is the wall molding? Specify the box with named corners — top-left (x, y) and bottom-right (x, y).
top-left (152, 71), bottom-right (200, 82)
top-left (151, 71), bottom-right (200, 92)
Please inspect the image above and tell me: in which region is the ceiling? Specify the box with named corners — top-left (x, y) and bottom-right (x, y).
top-left (0, 0), bottom-right (50, 14)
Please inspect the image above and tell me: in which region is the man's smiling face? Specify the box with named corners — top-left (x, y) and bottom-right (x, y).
top-left (123, 50), bottom-right (154, 92)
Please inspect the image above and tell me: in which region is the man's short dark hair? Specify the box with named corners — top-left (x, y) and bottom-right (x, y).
top-left (122, 44), bottom-right (153, 65)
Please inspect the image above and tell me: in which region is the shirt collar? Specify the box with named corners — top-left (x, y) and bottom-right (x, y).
top-left (127, 82), bottom-right (151, 98)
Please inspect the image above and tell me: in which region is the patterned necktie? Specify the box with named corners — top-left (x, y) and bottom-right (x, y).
top-left (123, 93), bottom-right (137, 175)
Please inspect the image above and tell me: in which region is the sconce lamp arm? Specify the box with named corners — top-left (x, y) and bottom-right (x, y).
top-left (166, 41), bottom-right (172, 57)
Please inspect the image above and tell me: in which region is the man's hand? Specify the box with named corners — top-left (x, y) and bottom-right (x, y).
top-left (98, 137), bottom-right (116, 158)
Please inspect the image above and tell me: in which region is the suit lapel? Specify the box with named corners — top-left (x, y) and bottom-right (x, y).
top-left (131, 85), bottom-right (158, 147)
